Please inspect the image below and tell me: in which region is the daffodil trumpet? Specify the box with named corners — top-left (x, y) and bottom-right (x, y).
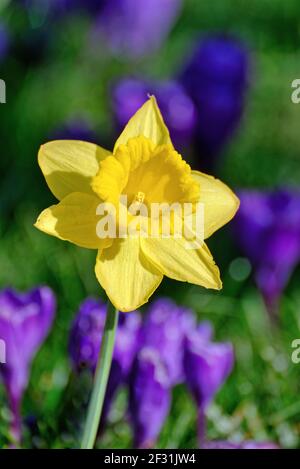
top-left (34, 96), bottom-right (239, 448)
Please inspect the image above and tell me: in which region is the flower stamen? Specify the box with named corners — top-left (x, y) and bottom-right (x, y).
top-left (135, 191), bottom-right (145, 204)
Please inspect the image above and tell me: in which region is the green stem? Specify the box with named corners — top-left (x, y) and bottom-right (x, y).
top-left (80, 301), bottom-right (119, 449)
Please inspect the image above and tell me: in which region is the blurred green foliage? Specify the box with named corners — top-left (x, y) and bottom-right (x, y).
top-left (0, 0), bottom-right (300, 449)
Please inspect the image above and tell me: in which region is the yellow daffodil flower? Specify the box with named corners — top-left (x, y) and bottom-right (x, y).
top-left (35, 97), bottom-right (239, 312)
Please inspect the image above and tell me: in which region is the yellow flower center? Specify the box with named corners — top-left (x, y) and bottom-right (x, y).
top-left (91, 136), bottom-right (200, 221)
top-left (135, 191), bottom-right (145, 204)
top-left (129, 191), bottom-right (147, 211)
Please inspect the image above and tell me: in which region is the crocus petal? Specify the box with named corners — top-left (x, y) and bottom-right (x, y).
top-left (95, 237), bottom-right (163, 312)
top-left (129, 347), bottom-right (171, 448)
top-left (197, 321), bottom-right (214, 342)
top-left (191, 170), bottom-right (240, 239)
top-left (234, 189), bottom-right (300, 314)
top-left (34, 192), bottom-right (111, 249)
top-left (112, 78), bottom-right (197, 148)
top-left (141, 237), bottom-right (222, 290)
top-left (180, 36), bottom-right (249, 169)
top-left (142, 298), bottom-right (196, 385)
top-left (96, 0), bottom-right (182, 59)
top-left (20, 286), bottom-right (56, 363)
top-left (38, 140), bottom-right (111, 200)
top-left (0, 23), bottom-right (9, 62)
top-left (49, 118), bottom-right (98, 143)
top-left (233, 190), bottom-right (271, 264)
top-left (114, 96), bottom-right (173, 152)
top-left (184, 329), bottom-right (234, 408)
top-left (0, 286), bottom-right (56, 443)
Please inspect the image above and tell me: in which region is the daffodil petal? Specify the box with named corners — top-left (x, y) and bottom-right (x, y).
top-left (114, 96), bottom-right (173, 152)
top-left (95, 237), bottom-right (163, 312)
top-left (191, 170), bottom-right (240, 239)
top-left (141, 236), bottom-right (222, 290)
top-left (34, 192), bottom-right (110, 249)
top-left (38, 140), bottom-right (111, 200)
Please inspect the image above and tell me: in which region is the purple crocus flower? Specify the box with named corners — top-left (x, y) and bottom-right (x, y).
top-left (112, 78), bottom-right (197, 148)
top-left (184, 324), bottom-right (234, 446)
top-left (129, 347), bottom-right (171, 448)
top-left (66, 0), bottom-right (106, 15)
top-left (69, 298), bottom-right (141, 423)
top-left (49, 118), bottom-right (99, 143)
top-left (202, 441), bottom-right (278, 449)
top-left (112, 79), bottom-right (147, 131)
top-left (180, 35), bottom-right (250, 170)
top-left (127, 299), bottom-right (196, 448)
top-left (19, 0), bottom-right (104, 17)
top-left (141, 298), bottom-right (195, 385)
top-left (95, 0), bottom-right (182, 59)
top-left (77, 0), bottom-right (105, 14)
top-left (0, 287), bottom-right (56, 443)
top-left (155, 81), bottom-right (198, 147)
top-left (233, 189), bottom-right (300, 316)
top-left (0, 24), bottom-right (9, 62)
top-left (69, 298), bottom-right (106, 372)
top-left (184, 327), bottom-right (234, 409)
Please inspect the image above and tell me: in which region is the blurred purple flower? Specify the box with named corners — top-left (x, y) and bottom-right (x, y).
top-left (233, 189), bottom-right (300, 315)
top-left (95, 0), bottom-right (182, 59)
top-left (141, 298), bottom-right (195, 385)
top-left (0, 287), bottom-right (56, 443)
top-left (184, 324), bottom-right (234, 446)
top-left (69, 298), bottom-right (106, 372)
top-left (49, 118), bottom-right (98, 143)
top-left (202, 440), bottom-right (278, 449)
top-left (71, 0), bottom-right (106, 14)
top-left (180, 35), bottom-right (250, 170)
top-left (127, 299), bottom-right (195, 448)
top-left (129, 347), bottom-right (171, 448)
top-left (112, 78), bottom-right (197, 148)
top-left (69, 298), bottom-right (141, 423)
top-left (112, 79), bottom-right (147, 130)
top-left (0, 24), bottom-right (9, 62)
top-left (19, 0), bottom-right (104, 16)
top-left (184, 327), bottom-right (234, 409)
top-left (155, 81), bottom-right (198, 147)
top-left (75, 0), bottom-right (105, 14)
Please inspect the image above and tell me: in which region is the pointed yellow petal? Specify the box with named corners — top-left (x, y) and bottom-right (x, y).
top-left (34, 192), bottom-right (111, 249)
top-left (95, 237), bottom-right (163, 312)
top-left (38, 140), bottom-right (111, 200)
top-left (141, 236), bottom-right (222, 290)
top-left (114, 96), bottom-right (173, 152)
top-left (192, 170), bottom-right (240, 239)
